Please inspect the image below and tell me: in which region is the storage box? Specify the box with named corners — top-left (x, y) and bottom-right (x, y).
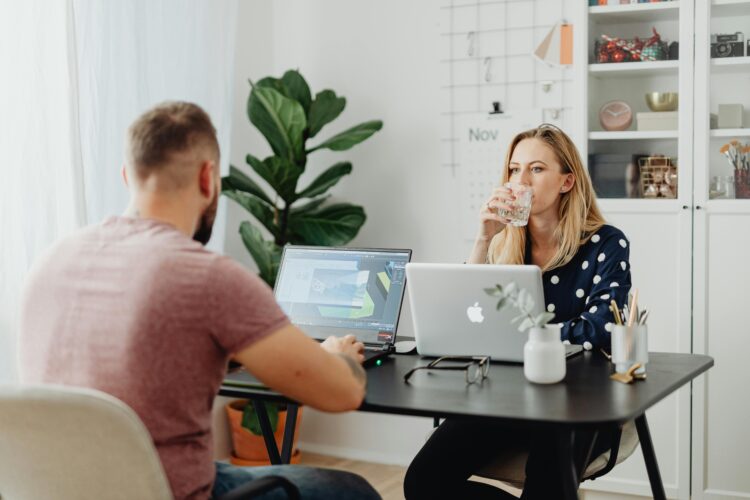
top-left (718, 104), bottom-right (743, 128)
top-left (636, 111), bottom-right (678, 131)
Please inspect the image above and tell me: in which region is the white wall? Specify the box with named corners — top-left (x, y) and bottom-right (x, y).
top-left (223, 0), bottom-right (463, 464)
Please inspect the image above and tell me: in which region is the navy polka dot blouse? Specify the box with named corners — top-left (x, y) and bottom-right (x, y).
top-left (524, 224), bottom-right (632, 350)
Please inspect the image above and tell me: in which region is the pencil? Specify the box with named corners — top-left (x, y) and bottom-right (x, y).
top-left (610, 300), bottom-right (622, 326)
top-left (628, 289), bottom-right (639, 327)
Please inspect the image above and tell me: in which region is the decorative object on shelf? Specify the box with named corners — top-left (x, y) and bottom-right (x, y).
top-left (645, 92), bottom-right (678, 112)
top-left (710, 32), bottom-right (745, 58)
top-left (639, 156), bottom-right (677, 198)
top-left (637, 111), bottom-right (678, 131)
top-left (595, 28), bottom-right (668, 63)
top-left (720, 140), bottom-right (750, 198)
top-left (489, 101), bottom-right (504, 115)
top-left (484, 281), bottom-right (564, 384)
top-left (599, 100), bottom-right (633, 131)
top-left (718, 104), bottom-right (744, 129)
top-left (588, 153), bottom-right (646, 198)
top-left (668, 41), bottom-right (679, 60)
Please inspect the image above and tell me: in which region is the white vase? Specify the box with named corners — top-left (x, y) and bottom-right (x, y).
top-left (523, 325), bottom-right (566, 384)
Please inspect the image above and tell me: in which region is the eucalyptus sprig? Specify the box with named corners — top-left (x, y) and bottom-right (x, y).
top-left (484, 281), bottom-right (555, 332)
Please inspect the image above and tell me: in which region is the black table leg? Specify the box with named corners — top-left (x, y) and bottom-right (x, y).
top-left (280, 404), bottom-right (299, 464)
top-left (635, 413), bottom-right (667, 500)
top-left (252, 400), bottom-right (282, 465)
top-left (557, 429), bottom-right (580, 500)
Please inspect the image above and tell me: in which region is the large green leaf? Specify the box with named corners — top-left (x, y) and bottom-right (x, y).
top-left (288, 203), bottom-right (366, 246)
top-left (254, 77), bottom-right (287, 95)
top-left (239, 222), bottom-right (281, 286)
top-left (307, 120), bottom-right (382, 153)
top-left (222, 165), bottom-right (274, 206)
top-left (225, 190), bottom-right (279, 239)
top-left (281, 70), bottom-right (312, 115)
top-left (289, 195), bottom-right (330, 215)
top-left (307, 90), bottom-right (346, 138)
top-left (246, 154), bottom-right (302, 204)
top-left (297, 162), bottom-right (352, 199)
top-left (247, 86), bottom-right (306, 162)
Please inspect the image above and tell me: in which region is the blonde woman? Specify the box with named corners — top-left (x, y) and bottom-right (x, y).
top-left (404, 124), bottom-right (631, 499)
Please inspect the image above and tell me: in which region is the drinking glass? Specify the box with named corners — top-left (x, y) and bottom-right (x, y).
top-left (497, 183), bottom-right (533, 227)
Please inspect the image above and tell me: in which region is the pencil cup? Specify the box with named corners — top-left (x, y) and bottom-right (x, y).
top-left (611, 325), bottom-right (648, 375)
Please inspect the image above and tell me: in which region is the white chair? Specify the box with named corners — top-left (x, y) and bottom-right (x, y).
top-left (473, 420), bottom-right (640, 489)
top-left (0, 384), bottom-right (298, 500)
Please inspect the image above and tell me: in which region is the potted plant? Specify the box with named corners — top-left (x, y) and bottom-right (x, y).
top-left (222, 69), bottom-right (383, 463)
top-left (484, 282), bottom-right (565, 384)
top-left (225, 399), bottom-right (303, 465)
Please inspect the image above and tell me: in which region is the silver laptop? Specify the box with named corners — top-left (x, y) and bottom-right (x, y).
top-left (405, 263), bottom-right (582, 363)
top-left (274, 246), bottom-right (412, 366)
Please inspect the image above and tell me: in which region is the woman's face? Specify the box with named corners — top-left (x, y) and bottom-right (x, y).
top-left (507, 138), bottom-right (575, 217)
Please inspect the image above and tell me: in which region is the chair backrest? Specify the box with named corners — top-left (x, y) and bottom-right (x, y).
top-left (473, 420), bottom-right (640, 488)
top-left (0, 384), bottom-right (173, 500)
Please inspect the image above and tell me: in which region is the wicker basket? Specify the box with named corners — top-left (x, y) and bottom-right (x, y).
top-left (639, 156), bottom-right (677, 198)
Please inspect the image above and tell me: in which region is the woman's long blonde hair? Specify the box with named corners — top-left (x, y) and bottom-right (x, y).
top-left (488, 124), bottom-right (606, 271)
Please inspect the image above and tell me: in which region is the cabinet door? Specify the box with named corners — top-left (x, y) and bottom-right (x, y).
top-left (692, 209), bottom-right (750, 499)
top-left (581, 208), bottom-right (693, 500)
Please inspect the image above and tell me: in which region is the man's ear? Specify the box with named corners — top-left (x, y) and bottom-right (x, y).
top-left (198, 160), bottom-right (216, 199)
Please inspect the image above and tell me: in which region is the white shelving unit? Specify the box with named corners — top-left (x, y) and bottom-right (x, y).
top-left (692, 0), bottom-right (750, 499)
top-left (576, 2), bottom-right (694, 499)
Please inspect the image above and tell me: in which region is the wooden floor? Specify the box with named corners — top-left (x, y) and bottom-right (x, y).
top-left (298, 452), bottom-right (521, 500)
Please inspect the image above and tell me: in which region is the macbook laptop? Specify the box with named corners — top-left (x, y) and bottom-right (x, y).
top-left (405, 263), bottom-right (583, 363)
top-left (271, 245), bottom-right (412, 367)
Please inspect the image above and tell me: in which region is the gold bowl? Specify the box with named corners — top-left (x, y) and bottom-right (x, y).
top-left (645, 92), bottom-right (678, 112)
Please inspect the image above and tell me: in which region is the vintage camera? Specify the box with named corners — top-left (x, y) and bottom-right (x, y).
top-left (711, 32), bottom-right (745, 58)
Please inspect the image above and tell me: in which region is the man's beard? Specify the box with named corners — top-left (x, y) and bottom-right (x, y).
top-left (193, 190), bottom-right (218, 245)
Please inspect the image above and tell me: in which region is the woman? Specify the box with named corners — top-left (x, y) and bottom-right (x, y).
top-left (403, 124), bottom-right (631, 499)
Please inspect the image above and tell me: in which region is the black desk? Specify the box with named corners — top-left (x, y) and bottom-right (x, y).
top-left (220, 351), bottom-right (713, 500)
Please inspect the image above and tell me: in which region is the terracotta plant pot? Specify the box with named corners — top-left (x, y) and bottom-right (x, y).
top-left (225, 399), bottom-right (302, 465)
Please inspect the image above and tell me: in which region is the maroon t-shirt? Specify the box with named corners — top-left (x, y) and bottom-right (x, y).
top-left (19, 216), bottom-right (289, 500)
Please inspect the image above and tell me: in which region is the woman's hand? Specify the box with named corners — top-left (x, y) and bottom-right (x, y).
top-left (478, 186), bottom-right (515, 242)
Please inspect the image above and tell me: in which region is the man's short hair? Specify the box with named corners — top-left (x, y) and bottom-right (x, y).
top-left (126, 101), bottom-right (220, 187)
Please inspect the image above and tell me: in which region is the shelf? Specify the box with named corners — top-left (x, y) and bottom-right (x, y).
top-left (589, 60), bottom-right (679, 77)
top-left (711, 0), bottom-right (750, 17)
top-left (597, 198), bottom-right (684, 214)
top-left (710, 57), bottom-right (750, 74)
top-left (589, 2), bottom-right (680, 23)
top-left (589, 130), bottom-right (679, 140)
top-left (710, 129), bottom-right (750, 138)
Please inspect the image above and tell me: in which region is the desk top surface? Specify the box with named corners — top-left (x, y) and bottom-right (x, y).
top-left (220, 351), bottom-right (713, 426)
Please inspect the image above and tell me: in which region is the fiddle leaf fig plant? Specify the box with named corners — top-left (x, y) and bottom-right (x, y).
top-left (222, 69), bottom-right (383, 287)
top-left (484, 282), bottom-right (555, 332)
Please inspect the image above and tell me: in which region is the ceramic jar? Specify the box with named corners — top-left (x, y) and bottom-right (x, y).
top-left (524, 325), bottom-right (566, 384)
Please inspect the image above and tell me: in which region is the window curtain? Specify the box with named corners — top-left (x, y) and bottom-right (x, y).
top-left (0, 0), bottom-right (238, 382)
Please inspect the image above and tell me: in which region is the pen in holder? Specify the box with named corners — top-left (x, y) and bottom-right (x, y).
top-left (611, 324), bottom-right (648, 375)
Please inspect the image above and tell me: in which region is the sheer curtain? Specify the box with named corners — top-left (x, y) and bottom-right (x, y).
top-left (0, 0), bottom-right (238, 382)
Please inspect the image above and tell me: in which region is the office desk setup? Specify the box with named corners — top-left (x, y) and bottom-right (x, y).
top-left (220, 351), bottom-right (713, 500)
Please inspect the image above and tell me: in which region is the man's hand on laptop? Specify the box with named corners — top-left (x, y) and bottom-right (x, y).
top-left (321, 335), bottom-right (365, 364)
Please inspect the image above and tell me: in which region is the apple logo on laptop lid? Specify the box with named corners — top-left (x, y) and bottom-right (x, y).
top-left (466, 302), bottom-right (484, 323)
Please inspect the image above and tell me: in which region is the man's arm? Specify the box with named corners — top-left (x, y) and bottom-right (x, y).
top-left (233, 324), bottom-right (366, 412)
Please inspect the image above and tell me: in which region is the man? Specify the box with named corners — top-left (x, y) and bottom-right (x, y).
top-left (19, 102), bottom-right (380, 500)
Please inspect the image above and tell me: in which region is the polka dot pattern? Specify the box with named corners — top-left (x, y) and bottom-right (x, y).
top-left (611, 282), bottom-right (619, 287)
top-left (593, 275), bottom-right (601, 284)
top-left (550, 275), bottom-right (559, 285)
top-left (575, 289), bottom-right (584, 298)
top-left (563, 340), bottom-right (571, 345)
top-left (547, 303), bottom-right (555, 312)
top-left (619, 239), bottom-right (627, 248)
top-left (600, 294), bottom-right (610, 300)
top-left (583, 341), bottom-right (593, 351)
top-left (582, 260), bottom-right (589, 270)
top-left (620, 261), bottom-right (627, 271)
top-left (605, 322), bottom-right (614, 332)
top-left (589, 305), bottom-right (598, 314)
top-left (592, 234), bottom-right (600, 243)
top-left (598, 253), bottom-right (606, 262)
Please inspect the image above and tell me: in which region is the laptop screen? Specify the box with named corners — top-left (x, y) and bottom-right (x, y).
top-left (274, 246), bottom-right (411, 345)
